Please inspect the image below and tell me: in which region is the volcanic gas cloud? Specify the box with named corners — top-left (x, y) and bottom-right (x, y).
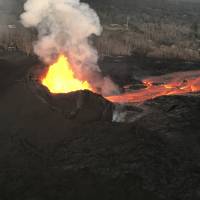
top-left (20, 0), bottom-right (118, 96)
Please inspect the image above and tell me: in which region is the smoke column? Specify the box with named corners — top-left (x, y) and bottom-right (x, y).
top-left (20, 0), bottom-right (118, 95)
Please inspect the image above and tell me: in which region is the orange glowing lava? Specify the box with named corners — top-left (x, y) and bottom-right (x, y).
top-left (41, 54), bottom-right (92, 93)
top-left (107, 70), bottom-right (200, 103)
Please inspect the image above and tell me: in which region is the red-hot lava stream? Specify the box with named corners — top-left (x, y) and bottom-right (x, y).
top-left (41, 54), bottom-right (200, 104)
top-left (107, 70), bottom-right (200, 103)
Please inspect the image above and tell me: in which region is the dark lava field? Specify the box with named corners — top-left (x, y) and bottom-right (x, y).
top-left (0, 52), bottom-right (200, 200)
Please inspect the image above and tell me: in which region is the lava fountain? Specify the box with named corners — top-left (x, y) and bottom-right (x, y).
top-left (41, 54), bottom-right (92, 94)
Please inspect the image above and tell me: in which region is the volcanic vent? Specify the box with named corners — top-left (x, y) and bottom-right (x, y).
top-left (20, 0), bottom-right (118, 98)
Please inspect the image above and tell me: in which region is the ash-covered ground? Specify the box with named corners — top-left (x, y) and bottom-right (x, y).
top-left (0, 52), bottom-right (200, 200)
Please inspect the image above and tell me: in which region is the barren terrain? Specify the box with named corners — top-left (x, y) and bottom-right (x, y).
top-left (0, 52), bottom-right (200, 199)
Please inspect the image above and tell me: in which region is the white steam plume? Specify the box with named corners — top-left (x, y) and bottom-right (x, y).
top-left (20, 0), bottom-right (118, 95)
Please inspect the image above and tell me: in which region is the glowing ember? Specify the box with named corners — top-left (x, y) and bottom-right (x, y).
top-left (143, 80), bottom-right (153, 88)
top-left (107, 70), bottom-right (200, 103)
top-left (41, 55), bottom-right (92, 93)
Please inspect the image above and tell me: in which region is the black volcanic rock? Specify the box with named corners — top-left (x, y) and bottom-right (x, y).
top-left (1, 55), bottom-right (200, 200)
top-left (40, 89), bottom-right (114, 123)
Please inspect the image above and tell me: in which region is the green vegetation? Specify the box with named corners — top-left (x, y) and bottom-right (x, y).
top-left (1, 0), bottom-right (200, 61)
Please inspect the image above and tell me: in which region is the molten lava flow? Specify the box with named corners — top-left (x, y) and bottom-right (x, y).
top-left (107, 70), bottom-right (200, 103)
top-left (41, 55), bottom-right (92, 93)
